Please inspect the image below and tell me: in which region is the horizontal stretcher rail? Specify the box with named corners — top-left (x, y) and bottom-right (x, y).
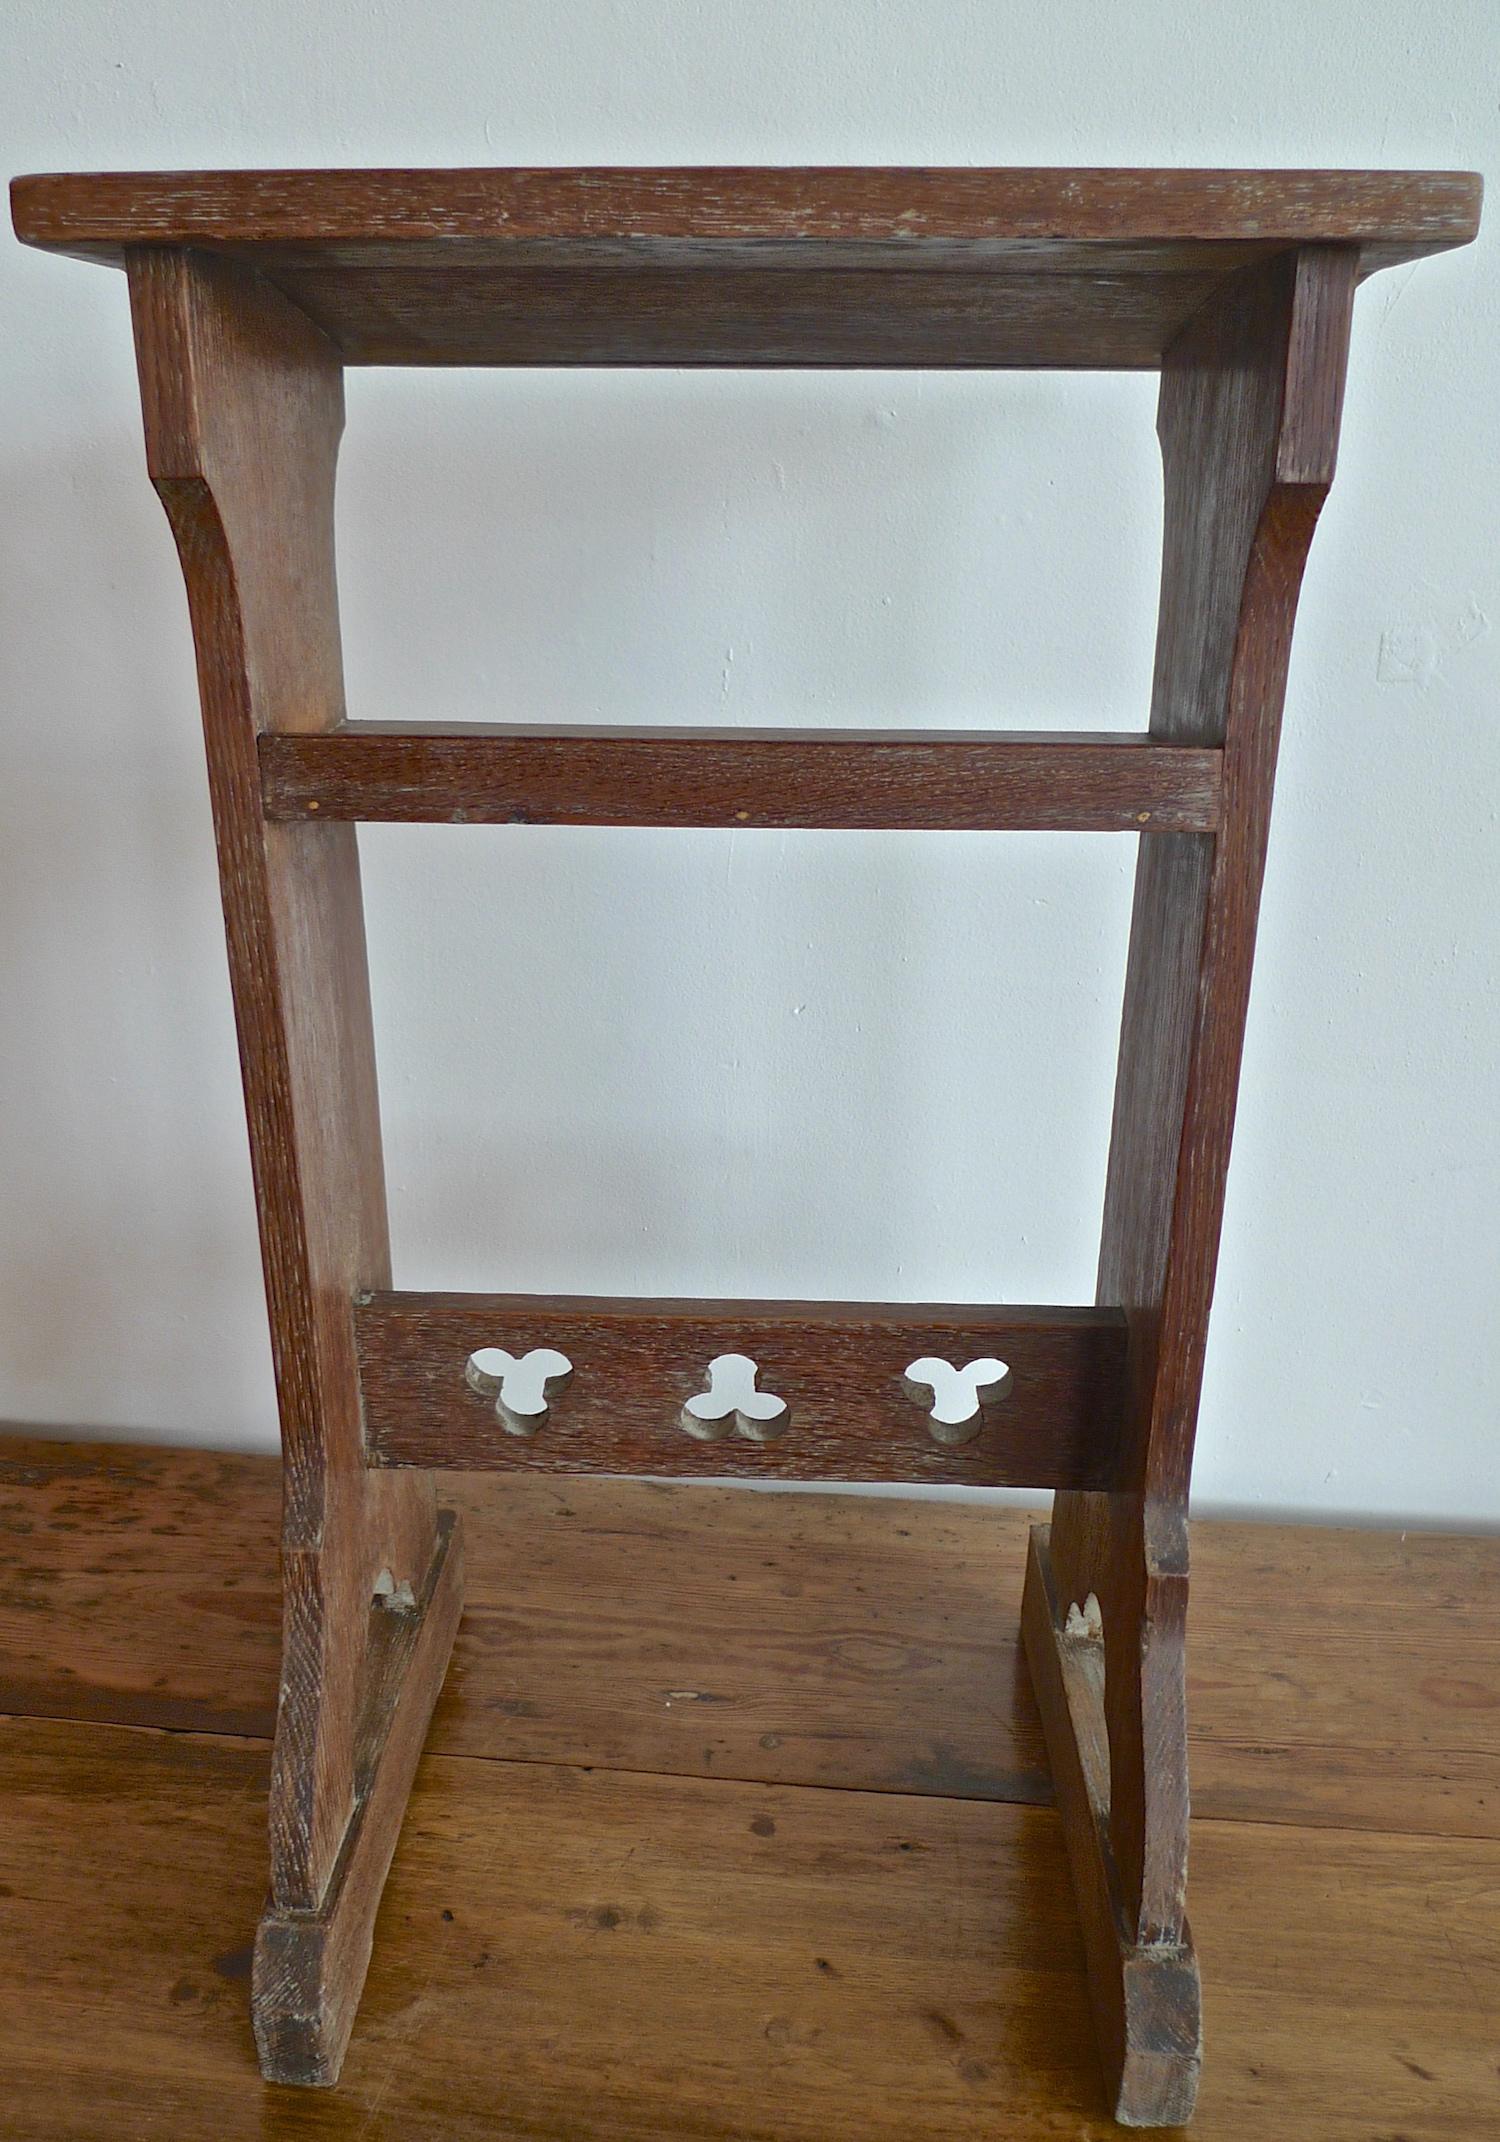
top-left (357, 1290), bottom-right (1127, 1486)
top-left (260, 725), bottom-right (1223, 833)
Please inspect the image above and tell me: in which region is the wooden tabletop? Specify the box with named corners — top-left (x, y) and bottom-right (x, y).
top-left (11, 166), bottom-right (1482, 259)
top-left (1, 1433), bottom-right (1496, 2136)
top-left (11, 166), bottom-right (1481, 368)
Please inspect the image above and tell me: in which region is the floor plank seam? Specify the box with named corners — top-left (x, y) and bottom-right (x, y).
top-left (9, 1712), bottom-right (1498, 1852)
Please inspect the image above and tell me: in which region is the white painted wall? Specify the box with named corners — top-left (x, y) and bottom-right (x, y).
top-left (1, 2), bottom-right (1495, 1523)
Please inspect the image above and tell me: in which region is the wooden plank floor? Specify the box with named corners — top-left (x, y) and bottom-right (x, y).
top-left (1, 1436), bottom-right (1497, 2137)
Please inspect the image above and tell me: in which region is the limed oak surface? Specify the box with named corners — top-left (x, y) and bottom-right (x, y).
top-left (355, 1293), bottom-right (1125, 1486)
top-left (259, 726), bottom-right (1224, 834)
top-left (11, 166), bottom-right (1481, 368)
top-left (9, 158), bottom-right (1484, 2121)
top-left (125, 244), bottom-right (456, 2080)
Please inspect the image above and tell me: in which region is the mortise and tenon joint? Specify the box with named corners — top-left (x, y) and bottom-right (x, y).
top-left (10, 162), bottom-right (1479, 2123)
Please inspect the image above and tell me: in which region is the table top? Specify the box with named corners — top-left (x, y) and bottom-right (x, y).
top-left (11, 166), bottom-right (1481, 369)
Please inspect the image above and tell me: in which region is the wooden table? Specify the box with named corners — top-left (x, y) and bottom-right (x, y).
top-left (0, 1435), bottom-right (1497, 2138)
top-left (9, 165), bottom-right (1482, 2123)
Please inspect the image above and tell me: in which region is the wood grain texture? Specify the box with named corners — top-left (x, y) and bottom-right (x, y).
top-left (20, 161), bottom-right (1477, 2123)
top-left (1050, 250), bottom-right (1356, 1883)
top-left (253, 1511), bottom-right (462, 2085)
top-left (127, 246), bottom-right (442, 1907)
top-left (355, 1291), bottom-right (1125, 1486)
top-left (259, 725), bottom-right (1224, 832)
top-left (2, 1709), bottom-right (1498, 2139)
top-left (12, 162), bottom-right (1482, 251)
top-left (5, 1438), bottom-right (1499, 1840)
top-left (214, 260), bottom-right (1242, 370)
top-left (11, 168), bottom-right (1480, 367)
top-left (125, 248), bottom-right (457, 2082)
top-left (1036, 248), bottom-right (1361, 2121)
top-left (1024, 1526), bottom-right (1200, 2125)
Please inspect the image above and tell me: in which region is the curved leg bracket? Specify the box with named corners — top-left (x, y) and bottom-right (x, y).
top-left (253, 1508), bottom-right (464, 2086)
top-left (1022, 1525), bottom-right (1200, 2127)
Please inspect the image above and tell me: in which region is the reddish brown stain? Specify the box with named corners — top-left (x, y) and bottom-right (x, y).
top-left (1420, 1675), bottom-right (1498, 1711)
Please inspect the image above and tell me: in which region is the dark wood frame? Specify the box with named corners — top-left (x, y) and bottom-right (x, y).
top-left (12, 165), bottom-right (1479, 2125)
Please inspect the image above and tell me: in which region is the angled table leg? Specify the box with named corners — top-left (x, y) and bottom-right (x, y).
top-left (15, 163), bottom-right (1475, 2122)
top-left (126, 247), bottom-right (464, 2087)
top-left (1023, 246), bottom-right (1358, 2128)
